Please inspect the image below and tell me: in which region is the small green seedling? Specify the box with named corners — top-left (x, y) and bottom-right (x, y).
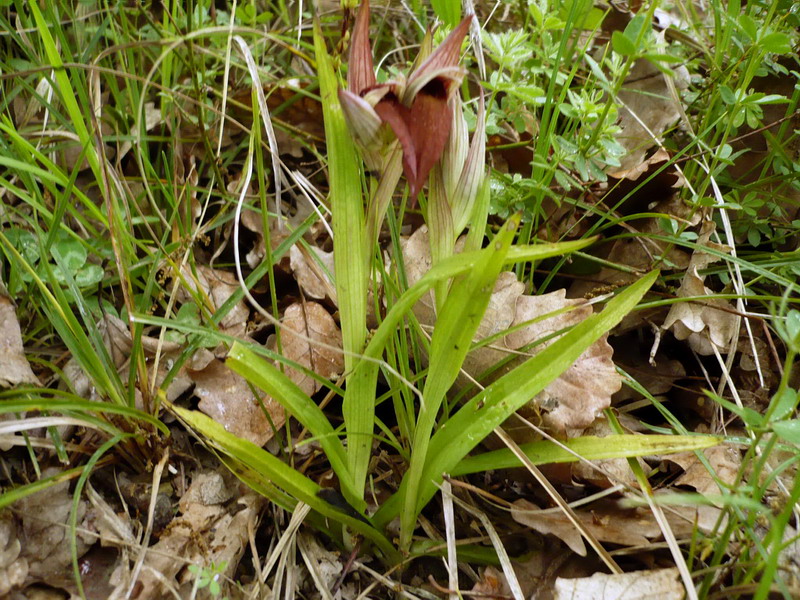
top-left (188, 560), bottom-right (228, 599)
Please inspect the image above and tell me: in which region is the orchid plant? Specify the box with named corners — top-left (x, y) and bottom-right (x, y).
top-left (183, 4), bottom-right (659, 561)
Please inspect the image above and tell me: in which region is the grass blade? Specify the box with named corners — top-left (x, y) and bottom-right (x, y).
top-left (0, 393), bottom-right (168, 435)
top-left (225, 342), bottom-right (352, 500)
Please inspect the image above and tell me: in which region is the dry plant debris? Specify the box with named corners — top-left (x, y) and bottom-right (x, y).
top-left (553, 567), bottom-right (684, 600)
top-left (0, 282), bottom-right (39, 388)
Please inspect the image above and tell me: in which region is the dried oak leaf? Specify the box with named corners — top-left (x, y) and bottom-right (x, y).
top-left (0, 285), bottom-right (39, 388)
top-left (289, 244), bottom-right (337, 302)
top-left (667, 445), bottom-right (741, 496)
top-left (662, 223), bottom-right (737, 355)
top-left (188, 301), bottom-right (341, 445)
top-left (0, 512), bottom-right (27, 596)
top-left (512, 498), bottom-right (653, 556)
top-left (401, 226), bottom-right (621, 432)
top-left (17, 468), bottom-right (92, 579)
top-left (175, 265), bottom-right (249, 337)
top-left (268, 302), bottom-right (344, 397)
top-left (239, 201), bottom-right (324, 271)
top-left (132, 471), bottom-right (264, 600)
top-left (62, 314), bottom-right (188, 412)
top-left (189, 358), bottom-right (284, 447)
top-left (661, 445), bottom-right (740, 535)
top-left (100, 313), bottom-right (182, 369)
top-left (554, 568), bottom-right (683, 600)
top-left (296, 533), bottom-right (344, 595)
top-left (611, 55), bottom-right (689, 176)
top-left (511, 497), bottom-right (698, 557)
top-left (85, 483), bottom-right (136, 549)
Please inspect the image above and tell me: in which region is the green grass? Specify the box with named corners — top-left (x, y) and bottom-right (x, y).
top-left (1, 0), bottom-right (799, 597)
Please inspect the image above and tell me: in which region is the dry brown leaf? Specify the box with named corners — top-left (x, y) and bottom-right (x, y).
top-left (0, 287), bottom-right (39, 388)
top-left (100, 313), bottom-right (182, 369)
top-left (610, 147), bottom-right (674, 182)
top-left (401, 226), bottom-right (620, 432)
top-left (85, 483), bottom-right (136, 549)
top-left (189, 358), bottom-right (284, 447)
top-left (175, 265), bottom-right (249, 337)
top-left (511, 496), bottom-right (701, 557)
top-left (469, 548), bottom-right (610, 599)
top-left (296, 533), bottom-right (343, 596)
top-left (662, 222), bottom-right (737, 355)
top-left (11, 77), bottom-right (52, 129)
top-left (662, 445), bottom-right (740, 537)
top-left (116, 101), bottom-right (164, 161)
top-left (668, 445), bottom-right (741, 496)
top-left (240, 207), bottom-right (290, 269)
top-left (611, 56), bottom-right (689, 176)
top-left (512, 498), bottom-right (656, 556)
top-left (270, 302), bottom-right (344, 397)
top-left (289, 244), bottom-right (337, 302)
top-left (132, 471), bottom-right (264, 599)
top-left (17, 468), bottom-right (92, 580)
top-left (0, 512), bottom-right (27, 596)
top-left (554, 567), bottom-right (683, 600)
top-left (470, 565), bottom-right (509, 598)
top-left (151, 360), bottom-right (194, 404)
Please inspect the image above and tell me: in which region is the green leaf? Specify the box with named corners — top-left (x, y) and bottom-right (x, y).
top-left (399, 214), bottom-right (521, 547)
top-left (760, 32), bottom-right (792, 54)
top-left (752, 94), bottom-right (790, 105)
top-left (75, 264), bottom-right (104, 287)
top-left (719, 85), bottom-right (736, 105)
top-left (737, 15), bottom-right (758, 42)
top-left (643, 53), bottom-right (685, 64)
top-left (611, 30), bottom-right (636, 56)
top-left (4, 228), bottom-right (40, 264)
top-left (623, 14), bottom-right (648, 43)
top-left (53, 238), bottom-right (87, 271)
top-left (314, 18), bottom-right (370, 501)
top-left (773, 420), bottom-right (800, 444)
top-left (786, 310), bottom-right (800, 346)
top-left (769, 388), bottom-right (799, 422)
top-left (29, 2), bottom-right (101, 183)
top-left (226, 342), bottom-right (353, 501)
top-left (431, 0), bottom-right (461, 27)
top-left (375, 270), bottom-right (659, 527)
top-left (452, 434), bottom-right (722, 475)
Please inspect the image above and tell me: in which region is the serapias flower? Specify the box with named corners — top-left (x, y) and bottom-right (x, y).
top-left (338, 0), bottom-right (473, 201)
